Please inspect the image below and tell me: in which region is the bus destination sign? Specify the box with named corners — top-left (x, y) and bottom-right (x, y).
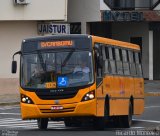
top-left (40, 40), bottom-right (73, 48)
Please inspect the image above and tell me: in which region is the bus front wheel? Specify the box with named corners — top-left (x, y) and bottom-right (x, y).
top-left (121, 101), bottom-right (133, 128)
top-left (37, 118), bottom-right (48, 130)
top-left (64, 118), bottom-right (82, 127)
top-left (93, 117), bottom-right (105, 130)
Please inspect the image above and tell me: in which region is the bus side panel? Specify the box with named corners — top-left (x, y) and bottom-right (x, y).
top-left (110, 76), bottom-right (121, 98)
top-left (108, 76), bottom-right (130, 116)
top-left (124, 77), bottom-right (134, 98)
top-left (133, 99), bottom-right (144, 115)
top-left (109, 76), bottom-right (129, 116)
top-left (96, 84), bottom-right (105, 116)
top-left (109, 98), bottom-right (129, 116)
top-left (96, 75), bottom-right (113, 117)
top-left (133, 78), bottom-right (144, 115)
top-left (134, 78), bottom-right (144, 98)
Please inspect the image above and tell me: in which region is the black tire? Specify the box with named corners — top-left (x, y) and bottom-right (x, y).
top-left (64, 118), bottom-right (72, 127)
top-left (93, 97), bottom-right (109, 130)
top-left (93, 117), bottom-right (105, 130)
top-left (118, 101), bottom-right (133, 128)
top-left (64, 118), bottom-right (82, 127)
top-left (37, 118), bottom-right (48, 130)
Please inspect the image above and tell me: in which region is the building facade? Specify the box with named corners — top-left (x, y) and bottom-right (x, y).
top-left (68, 0), bottom-right (160, 80)
top-left (0, 0), bottom-right (68, 93)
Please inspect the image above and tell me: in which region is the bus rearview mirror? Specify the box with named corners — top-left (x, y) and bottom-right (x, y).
top-left (12, 61), bottom-right (17, 74)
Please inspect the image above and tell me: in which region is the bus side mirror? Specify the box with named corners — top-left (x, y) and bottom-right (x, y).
top-left (11, 51), bottom-right (21, 74)
top-left (12, 61), bottom-right (17, 74)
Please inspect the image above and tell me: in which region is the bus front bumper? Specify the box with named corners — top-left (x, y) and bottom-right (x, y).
top-left (21, 99), bottom-right (97, 120)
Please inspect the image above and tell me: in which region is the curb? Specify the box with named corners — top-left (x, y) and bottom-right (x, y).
top-left (145, 92), bottom-right (160, 97)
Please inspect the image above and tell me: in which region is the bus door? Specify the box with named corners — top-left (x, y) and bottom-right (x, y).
top-left (94, 43), bottom-right (105, 116)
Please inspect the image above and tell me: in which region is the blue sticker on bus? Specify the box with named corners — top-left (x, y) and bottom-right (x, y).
top-left (58, 77), bottom-right (68, 87)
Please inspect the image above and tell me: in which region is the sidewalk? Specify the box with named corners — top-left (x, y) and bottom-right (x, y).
top-left (0, 78), bottom-right (19, 105)
top-left (0, 94), bottom-right (19, 106)
top-left (0, 80), bottom-right (159, 106)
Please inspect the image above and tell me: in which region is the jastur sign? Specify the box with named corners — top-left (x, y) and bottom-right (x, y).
top-left (38, 23), bottom-right (70, 35)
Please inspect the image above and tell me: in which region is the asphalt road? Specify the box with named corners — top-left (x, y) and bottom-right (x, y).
top-left (0, 82), bottom-right (160, 136)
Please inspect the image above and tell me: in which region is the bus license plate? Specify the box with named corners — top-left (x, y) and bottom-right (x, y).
top-left (51, 106), bottom-right (63, 110)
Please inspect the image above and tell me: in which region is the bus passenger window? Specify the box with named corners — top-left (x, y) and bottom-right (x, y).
top-left (135, 52), bottom-right (143, 77)
top-left (105, 46), bottom-right (109, 59)
top-left (115, 48), bottom-right (123, 75)
top-left (122, 50), bottom-right (130, 76)
top-left (102, 46), bottom-right (110, 74)
top-left (109, 47), bottom-right (116, 74)
top-left (102, 46), bottom-right (106, 60)
top-left (119, 49), bottom-right (123, 61)
top-left (128, 51), bottom-right (136, 76)
top-left (112, 48), bottom-right (116, 60)
top-left (128, 51), bottom-right (133, 63)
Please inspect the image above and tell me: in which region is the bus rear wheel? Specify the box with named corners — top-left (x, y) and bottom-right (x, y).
top-left (37, 118), bottom-right (48, 130)
top-left (117, 101), bottom-right (133, 128)
top-left (64, 118), bottom-right (72, 127)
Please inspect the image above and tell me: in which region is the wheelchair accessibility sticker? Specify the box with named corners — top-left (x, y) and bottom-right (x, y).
top-left (58, 77), bottom-right (68, 87)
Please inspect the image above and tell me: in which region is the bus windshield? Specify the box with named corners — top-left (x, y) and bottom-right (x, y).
top-left (21, 51), bottom-right (94, 89)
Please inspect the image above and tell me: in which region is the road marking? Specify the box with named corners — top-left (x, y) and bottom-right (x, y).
top-left (0, 118), bottom-right (65, 129)
top-left (145, 106), bottom-right (160, 109)
top-left (0, 118), bottom-right (21, 121)
top-left (0, 120), bottom-right (64, 124)
top-left (0, 121), bottom-right (37, 125)
top-left (133, 119), bottom-right (160, 124)
top-left (131, 127), bottom-right (145, 129)
top-left (0, 113), bottom-right (20, 115)
top-left (0, 106), bottom-right (20, 110)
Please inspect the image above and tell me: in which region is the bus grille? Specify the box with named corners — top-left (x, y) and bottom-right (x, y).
top-left (35, 90), bottom-right (78, 100)
top-left (40, 107), bottom-right (75, 113)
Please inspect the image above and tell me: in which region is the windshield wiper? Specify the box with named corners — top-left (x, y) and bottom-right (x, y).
top-left (61, 50), bottom-right (75, 67)
top-left (37, 50), bottom-right (46, 72)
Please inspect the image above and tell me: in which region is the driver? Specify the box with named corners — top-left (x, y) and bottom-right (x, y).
top-left (32, 65), bottom-right (44, 77)
top-left (73, 60), bottom-right (90, 74)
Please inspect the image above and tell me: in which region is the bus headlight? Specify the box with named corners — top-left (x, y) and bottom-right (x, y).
top-left (81, 91), bottom-right (95, 101)
top-left (21, 94), bottom-right (34, 104)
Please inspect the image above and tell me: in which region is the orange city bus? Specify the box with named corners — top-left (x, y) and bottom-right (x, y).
top-left (12, 34), bottom-right (144, 130)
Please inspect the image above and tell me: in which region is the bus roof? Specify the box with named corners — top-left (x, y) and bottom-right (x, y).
top-left (91, 35), bottom-right (140, 50)
top-left (22, 34), bottom-right (140, 51)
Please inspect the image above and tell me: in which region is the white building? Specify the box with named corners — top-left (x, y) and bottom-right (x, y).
top-left (0, 0), bottom-right (68, 92)
top-left (68, 0), bottom-right (160, 80)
